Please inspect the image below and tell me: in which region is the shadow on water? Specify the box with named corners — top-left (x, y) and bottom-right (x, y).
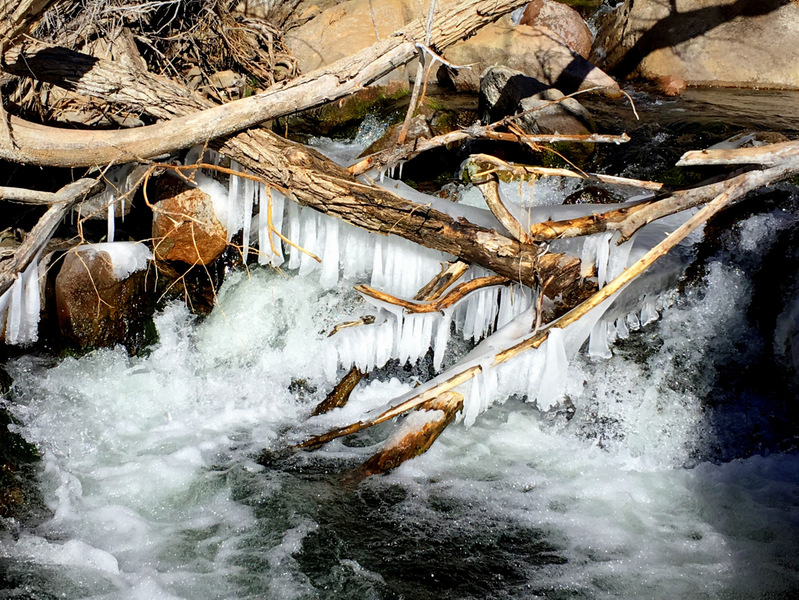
top-left (226, 453), bottom-right (568, 600)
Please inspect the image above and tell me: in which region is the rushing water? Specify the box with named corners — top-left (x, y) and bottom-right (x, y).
top-left (3, 89), bottom-right (799, 598)
top-left (3, 196), bottom-right (799, 598)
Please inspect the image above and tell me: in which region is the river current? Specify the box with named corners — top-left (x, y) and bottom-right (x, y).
top-left (2, 89), bottom-right (799, 599)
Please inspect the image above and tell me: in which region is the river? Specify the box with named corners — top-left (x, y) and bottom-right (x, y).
top-left (2, 88), bottom-right (799, 599)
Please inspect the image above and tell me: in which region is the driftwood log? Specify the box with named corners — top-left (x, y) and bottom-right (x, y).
top-left (1, 3), bottom-right (591, 299)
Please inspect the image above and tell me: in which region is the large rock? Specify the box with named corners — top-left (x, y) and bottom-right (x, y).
top-left (480, 66), bottom-right (593, 135)
top-left (152, 178), bottom-right (228, 266)
top-left (592, 0), bottom-right (799, 89)
top-left (519, 0), bottom-right (593, 59)
top-left (55, 245), bottom-right (152, 348)
top-left (283, 0), bottom-right (433, 85)
top-left (441, 21), bottom-right (619, 94)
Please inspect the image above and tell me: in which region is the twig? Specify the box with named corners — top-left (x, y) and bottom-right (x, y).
top-left (355, 275), bottom-right (508, 314)
top-left (397, 0), bottom-right (437, 146)
top-left (349, 128), bottom-right (630, 176)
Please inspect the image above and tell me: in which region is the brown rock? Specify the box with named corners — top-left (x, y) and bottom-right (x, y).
top-left (152, 182), bottom-right (228, 266)
top-left (656, 74), bottom-right (686, 96)
top-left (283, 0), bottom-right (434, 85)
top-left (519, 0), bottom-right (593, 59)
top-left (55, 247), bottom-right (151, 348)
top-left (592, 0), bottom-right (799, 89)
top-left (441, 22), bottom-right (619, 95)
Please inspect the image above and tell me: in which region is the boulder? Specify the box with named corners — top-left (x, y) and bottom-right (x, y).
top-left (283, 0), bottom-right (434, 85)
top-left (480, 65), bottom-right (594, 135)
top-left (591, 0), bottom-right (799, 89)
top-left (152, 178), bottom-right (228, 266)
top-left (55, 245), bottom-right (151, 348)
top-left (480, 67), bottom-right (594, 134)
top-left (519, 0), bottom-right (593, 59)
top-left (441, 21), bottom-right (619, 95)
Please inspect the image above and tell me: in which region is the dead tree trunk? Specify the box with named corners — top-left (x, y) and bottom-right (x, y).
top-left (2, 36), bottom-right (588, 298)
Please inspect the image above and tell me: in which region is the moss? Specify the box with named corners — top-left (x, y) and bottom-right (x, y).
top-left (278, 84), bottom-right (410, 139)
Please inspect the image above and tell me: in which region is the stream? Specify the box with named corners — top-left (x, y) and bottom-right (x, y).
top-left (2, 88), bottom-right (799, 599)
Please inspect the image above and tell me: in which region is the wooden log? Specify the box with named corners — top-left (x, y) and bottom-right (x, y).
top-left (344, 391), bottom-right (463, 483)
top-left (0, 178), bottom-right (103, 297)
top-left (0, 0), bottom-right (531, 167)
top-left (7, 42), bottom-right (587, 298)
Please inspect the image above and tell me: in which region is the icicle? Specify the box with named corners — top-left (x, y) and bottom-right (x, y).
top-left (268, 187), bottom-right (286, 267)
top-left (640, 296), bottom-right (659, 326)
top-left (398, 161), bottom-right (405, 180)
top-left (370, 237), bottom-right (385, 290)
top-left (433, 308), bottom-right (453, 371)
top-left (463, 376), bottom-right (481, 427)
top-left (320, 218), bottom-right (340, 288)
top-left (615, 316), bottom-right (629, 339)
top-left (242, 176), bottom-right (254, 262)
top-left (287, 202), bottom-right (301, 269)
top-left (299, 210), bottom-right (320, 276)
top-left (626, 312), bottom-right (641, 332)
top-left (605, 232), bottom-right (635, 283)
top-left (226, 162), bottom-right (240, 242)
top-left (5, 259), bottom-right (41, 345)
top-left (107, 196), bottom-right (115, 242)
top-left (535, 328), bottom-right (569, 411)
top-left (607, 320), bottom-right (618, 344)
top-left (119, 193), bottom-right (125, 223)
top-left (596, 232), bottom-right (613, 287)
top-left (589, 319), bottom-right (612, 359)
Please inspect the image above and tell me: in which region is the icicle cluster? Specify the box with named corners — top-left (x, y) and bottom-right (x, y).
top-left (185, 149), bottom-right (698, 422)
top-left (0, 255), bottom-right (43, 345)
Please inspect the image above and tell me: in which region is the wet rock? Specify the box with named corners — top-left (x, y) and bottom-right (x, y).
top-left (278, 81), bottom-right (409, 138)
top-left (592, 0), bottom-right (799, 89)
top-left (519, 0), bottom-right (593, 59)
top-left (54, 246), bottom-right (152, 349)
top-left (563, 185), bottom-right (623, 205)
top-left (441, 21), bottom-right (619, 95)
top-left (480, 66), bottom-right (594, 135)
top-left (152, 177), bottom-right (228, 266)
top-left (656, 74), bottom-right (686, 97)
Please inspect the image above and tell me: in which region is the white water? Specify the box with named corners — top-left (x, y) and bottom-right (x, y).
top-left (2, 122), bottom-right (799, 597)
top-left (2, 198), bottom-right (799, 598)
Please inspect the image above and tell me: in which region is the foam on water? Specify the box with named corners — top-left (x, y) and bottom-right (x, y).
top-left (3, 234), bottom-right (799, 597)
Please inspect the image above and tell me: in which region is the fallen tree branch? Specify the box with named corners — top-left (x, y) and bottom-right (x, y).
top-left (0, 178), bottom-right (103, 297)
top-left (344, 391), bottom-right (464, 483)
top-left (0, 185), bottom-right (71, 204)
top-left (355, 275), bottom-right (508, 314)
top-left (0, 0), bottom-right (531, 167)
top-left (413, 259), bottom-right (470, 301)
top-left (467, 154), bottom-right (665, 192)
top-left (348, 129), bottom-right (631, 176)
top-left (677, 139), bottom-right (799, 167)
top-left (469, 155), bottom-right (799, 243)
top-left (295, 156), bottom-right (799, 450)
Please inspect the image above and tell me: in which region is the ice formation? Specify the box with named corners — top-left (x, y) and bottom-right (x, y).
top-left (0, 254), bottom-right (43, 345)
top-left (78, 242), bottom-right (153, 280)
top-left (175, 144), bottom-right (700, 424)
